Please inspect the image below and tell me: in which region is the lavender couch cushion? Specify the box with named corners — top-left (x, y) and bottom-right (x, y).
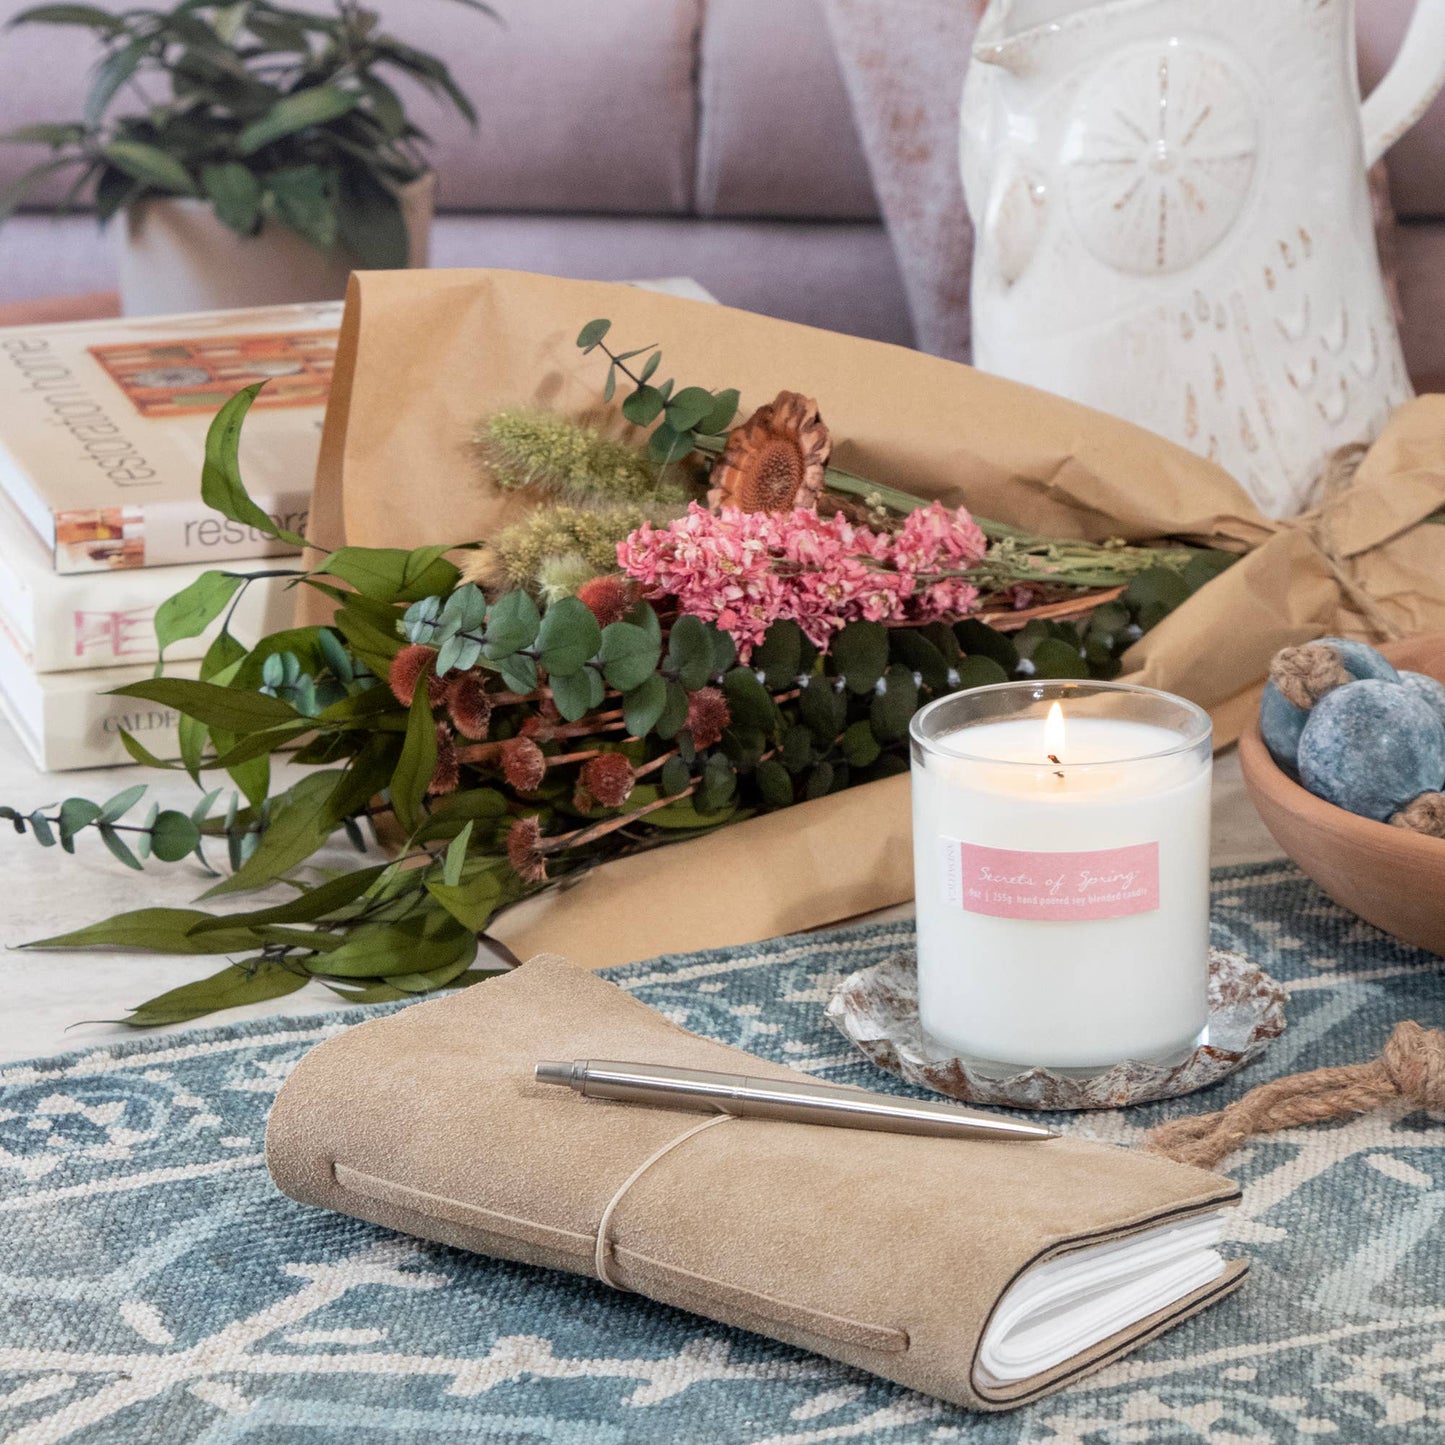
top-left (1357, 0), bottom-right (1445, 220)
top-left (696, 0), bottom-right (878, 219)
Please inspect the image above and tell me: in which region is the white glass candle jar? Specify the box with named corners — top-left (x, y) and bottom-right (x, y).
top-left (910, 681), bottom-right (1212, 1075)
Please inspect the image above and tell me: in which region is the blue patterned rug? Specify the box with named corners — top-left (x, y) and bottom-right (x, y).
top-left (1, 862), bottom-right (1441, 1444)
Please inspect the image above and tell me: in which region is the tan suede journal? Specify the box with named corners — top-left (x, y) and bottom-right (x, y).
top-left (265, 956), bottom-right (1247, 1411)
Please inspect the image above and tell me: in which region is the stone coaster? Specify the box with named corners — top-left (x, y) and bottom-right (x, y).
top-left (824, 948), bottom-right (1287, 1111)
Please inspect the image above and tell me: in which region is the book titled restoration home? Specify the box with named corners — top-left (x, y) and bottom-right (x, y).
top-left (0, 301), bottom-right (339, 573)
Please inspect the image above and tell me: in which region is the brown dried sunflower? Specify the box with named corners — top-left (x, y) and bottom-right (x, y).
top-left (707, 391), bottom-right (831, 513)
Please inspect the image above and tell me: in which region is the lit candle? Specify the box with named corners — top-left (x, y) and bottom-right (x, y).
top-left (909, 682), bottom-right (1212, 1073)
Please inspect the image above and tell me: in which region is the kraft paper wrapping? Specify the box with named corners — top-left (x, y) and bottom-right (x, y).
top-left (298, 268), bottom-right (1445, 965)
top-left (265, 955), bottom-right (1247, 1411)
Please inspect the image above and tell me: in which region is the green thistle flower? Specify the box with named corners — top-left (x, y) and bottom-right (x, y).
top-left (534, 552), bottom-right (601, 604)
top-left (483, 504), bottom-right (653, 591)
top-left (473, 408), bottom-right (689, 506)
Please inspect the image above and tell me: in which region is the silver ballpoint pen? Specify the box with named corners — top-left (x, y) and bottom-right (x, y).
top-left (534, 1059), bottom-right (1057, 1142)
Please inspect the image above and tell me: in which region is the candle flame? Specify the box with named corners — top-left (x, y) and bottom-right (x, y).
top-left (1044, 701), bottom-right (1066, 762)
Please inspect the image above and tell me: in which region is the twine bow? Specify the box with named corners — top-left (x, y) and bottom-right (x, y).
top-left (1270, 444), bottom-right (1405, 644)
top-left (1145, 1021), bottom-right (1445, 1170)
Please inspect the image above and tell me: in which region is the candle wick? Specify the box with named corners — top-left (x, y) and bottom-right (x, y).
top-left (1048, 753), bottom-right (1064, 780)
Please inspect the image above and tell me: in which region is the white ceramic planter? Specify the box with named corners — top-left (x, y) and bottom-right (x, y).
top-left (118, 172), bottom-right (435, 316)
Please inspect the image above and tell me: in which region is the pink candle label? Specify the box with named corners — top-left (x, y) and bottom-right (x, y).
top-left (943, 841), bottom-right (1160, 920)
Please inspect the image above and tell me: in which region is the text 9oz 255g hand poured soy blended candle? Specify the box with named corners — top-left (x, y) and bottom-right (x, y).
top-left (909, 682), bottom-right (1213, 1075)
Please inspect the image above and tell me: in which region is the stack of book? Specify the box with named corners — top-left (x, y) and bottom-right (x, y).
top-left (0, 302), bottom-right (341, 770)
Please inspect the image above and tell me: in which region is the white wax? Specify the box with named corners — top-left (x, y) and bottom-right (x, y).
top-left (912, 716), bottom-right (1211, 1070)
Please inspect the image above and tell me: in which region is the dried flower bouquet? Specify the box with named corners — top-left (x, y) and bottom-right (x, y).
top-left (8, 322), bottom-right (1235, 1025)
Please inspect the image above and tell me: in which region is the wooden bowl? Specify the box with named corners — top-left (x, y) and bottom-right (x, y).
top-left (1239, 634), bottom-right (1445, 957)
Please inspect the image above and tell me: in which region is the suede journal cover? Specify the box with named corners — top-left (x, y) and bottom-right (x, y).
top-left (265, 956), bottom-right (1248, 1411)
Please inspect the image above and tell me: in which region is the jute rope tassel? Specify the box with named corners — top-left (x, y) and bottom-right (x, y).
top-left (1145, 1021), bottom-right (1445, 1170)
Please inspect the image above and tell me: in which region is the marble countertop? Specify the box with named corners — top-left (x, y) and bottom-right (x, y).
top-left (0, 716), bottom-right (1285, 1064)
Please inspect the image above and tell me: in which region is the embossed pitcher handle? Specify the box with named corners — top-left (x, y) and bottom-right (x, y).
top-left (1360, 0), bottom-right (1445, 167)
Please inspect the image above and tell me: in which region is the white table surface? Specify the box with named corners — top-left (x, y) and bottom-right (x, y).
top-left (0, 716), bottom-right (1284, 1064)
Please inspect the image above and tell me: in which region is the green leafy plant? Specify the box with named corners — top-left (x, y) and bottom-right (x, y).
top-left (0, 0), bottom-right (493, 266)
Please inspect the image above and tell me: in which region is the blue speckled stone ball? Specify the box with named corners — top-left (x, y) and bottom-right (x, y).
top-left (1298, 680), bottom-right (1445, 822)
top-left (1400, 671), bottom-right (1445, 731)
top-left (1260, 681), bottom-right (1308, 773)
top-left (1313, 637), bottom-right (1401, 686)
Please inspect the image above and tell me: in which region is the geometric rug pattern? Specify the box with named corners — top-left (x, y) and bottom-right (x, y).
top-left (1, 863), bottom-right (1441, 1442)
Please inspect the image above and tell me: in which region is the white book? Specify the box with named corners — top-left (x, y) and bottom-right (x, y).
top-left (0, 486), bottom-right (295, 673)
top-left (0, 301), bottom-right (338, 574)
top-left (0, 614), bottom-right (196, 772)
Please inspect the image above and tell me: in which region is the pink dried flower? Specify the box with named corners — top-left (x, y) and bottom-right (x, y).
top-left (389, 644), bottom-right (437, 706)
top-left (579, 752), bottom-right (635, 809)
top-left (428, 725), bottom-right (460, 796)
top-left (576, 575), bottom-right (635, 627)
top-left (447, 674), bottom-right (493, 739)
top-left (506, 816), bottom-right (548, 883)
top-left (685, 687), bottom-right (731, 750)
top-left (501, 736), bottom-right (547, 793)
top-left (617, 502), bottom-right (987, 656)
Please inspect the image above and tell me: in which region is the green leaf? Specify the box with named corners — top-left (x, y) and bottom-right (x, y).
top-left (201, 162), bottom-right (262, 235)
top-left (97, 823), bottom-right (142, 871)
top-left (1029, 638), bottom-right (1091, 680)
top-left (841, 720), bottom-right (882, 767)
top-left (123, 961), bottom-right (308, 1028)
top-left (536, 596), bottom-right (602, 679)
top-left (755, 757), bottom-right (794, 808)
top-left (666, 614), bottom-right (713, 691)
top-left (954, 619), bottom-right (1018, 671)
top-left (202, 769), bottom-right (345, 898)
top-left (697, 388), bottom-right (740, 436)
top-left (100, 140), bottom-right (197, 196)
top-left (647, 423), bottom-right (692, 465)
top-left (654, 679), bottom-right (690, 740)
top-left (150, 810), bottom-right (201, 863)
top-left (497, 652), bottom-right (538, 694)
top-left (187, 865), bottom-right (389, 934)
top-left (697, 753), bottom-right (737, 812)
top-left (389, 684), bottom-right (438, 837)
top-left (665, 386), bottom-right (717, 433)
top-left (550, 666), bottom-right (602, 723)
top-left (110, 677), bottom-right (300, 734)
top-left (483, 590), bottom-right (542, 658)
top-left (831, 621), bottom-right (889, 694)
top-left (1182, 550), bottom-right (1238, 594)
top-left (97, 784), bottom-right (147, 824)
top-left (888, 629), bottom-right (949, 694)
top-left (598, 621), bottom-right (661, 692)
top-left (237, 85), bottom-right (360, 154)
top-left (154, 571), bottom-right (245, 660)
top-left (336, 164), bottom-right (408, 268)
top-left (27, 812), bottom-right (55, 847)
top-left (621, 385), bottom-right (666, 427)
top-left (954, 654), bottom-right (1011, 690)
top-left (85, 38), bottom-right (148, 127)
top-left (201, 384), bottom-right (309, 546)
top-left (780, 725), bottom-right (814, 772)
top-left (9, 6), bottom-right (126, 30)
top-left (425, 869), bottom-right (504, 933)
top-left (320, 545), bottom-right (459, 605)
top-left (623, 674), bottom-right (667, 736)
top-left (870, 664), bottom-right (919, 741)
top-left (805, 761), bottom-right (836, 800)
top-left (443, 820), bottom-right (473, 887)
top-left (576, 318), bottom-right (611, 352)
top-left (1125, 566), bottom-right (1192, 629)
top-left (0, 121), bottom-right (87, 146)
top-left (317, 910), bottom-right (474, 980)
top-left (25, 907), bottom-right (257, 955)
top-left (660, 755), bottom-right (691, 797)
top-left (798, 675), bottom-right (845, 740)
top-left (57, 797), bottom-right (101, 850)
top-left (753, 621), bottom-right (803, 690)
top-left (722, 667), bottom-right (778, 733)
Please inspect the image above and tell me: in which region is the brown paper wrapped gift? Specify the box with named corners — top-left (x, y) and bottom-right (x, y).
top-left (266, 955), bottom-right (1247, 1412)
top-left (298, 268), bottom-right (1445, 965)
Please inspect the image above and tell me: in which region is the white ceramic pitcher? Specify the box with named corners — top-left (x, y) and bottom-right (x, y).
top-left (962, 0), bottom-right (1445, 516)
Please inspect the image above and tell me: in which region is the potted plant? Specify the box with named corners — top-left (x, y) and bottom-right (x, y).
top-left (0, 0), bottom-right (492, 315)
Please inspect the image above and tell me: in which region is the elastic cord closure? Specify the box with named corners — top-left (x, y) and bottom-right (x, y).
top-left (594, 1112), bottom-right (732, 1289)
